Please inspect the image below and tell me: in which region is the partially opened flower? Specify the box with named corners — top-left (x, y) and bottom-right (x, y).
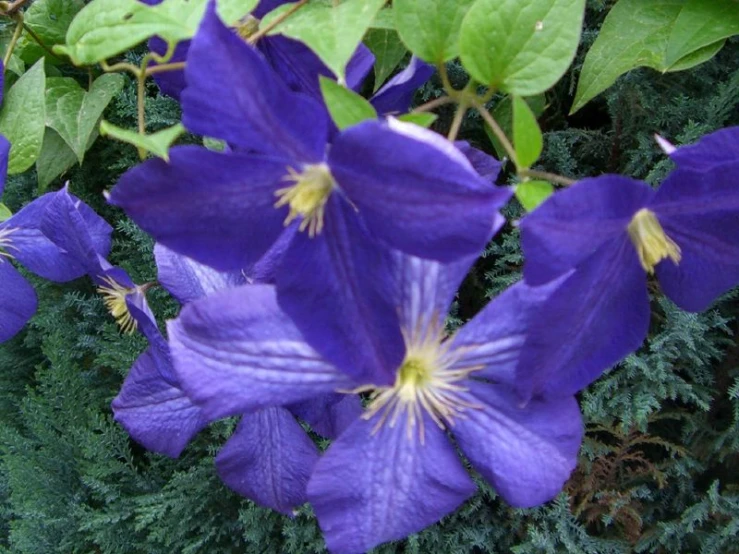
top-left (109, 3), bottom-right (510, 384)
top-left (517, 127), bottom-right (739, 399)
top-left (166, 252), bottom-right (582, 553)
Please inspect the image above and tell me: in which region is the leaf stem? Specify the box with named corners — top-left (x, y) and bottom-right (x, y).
top-left (520, 169), bottom-right (576, 186)
top-left (145, 61), bottom-right (185, 76)
top-left (21, 21), bottom-right (66, 63)
top-left (412, 95), bottom-right (453, 113)
top-left (249, 0), bottom-right (308, 44)
top-left (2, 17), bottom-right (23, 71)
top-left (475, 103), bottom-right (518, 167)
top-left (447, 101), bottom-right (468, 141)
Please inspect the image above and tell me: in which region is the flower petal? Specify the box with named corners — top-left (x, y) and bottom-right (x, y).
top-left (330, 119), bottom-right (510, 262)
top-left (516, 237), bottom-right (650, 400)
top-left (454, 141), bottom-right (502, 183)
top-left (307, 414), bottom-right (476, 554)
top-left (216, 407), bottom-right (320, 515)
top-left (108, 147), bottom-right (289, 271)
top-left (520, 175), bottom-right (653, 285)
top-left (288, 393), bottom-right (362, 439)
top-left (0, 134), bottom-right (10, 197)
top-left (168, 284), bottom-right (352, 420)
top-left (182, 2), bottom-right (328, 160)
top-left (276, 196), bottom-right (404, 386)
top-left (453, 381), bottom-right (582, 508)
top-left (112, 342), bottom-right (208, 458)
top-left (0, 262), bottom-right (37, 342)
top-left (668, 127), bottom-right (739, 172)
top-left (370, 57), bottom-right (434, 115)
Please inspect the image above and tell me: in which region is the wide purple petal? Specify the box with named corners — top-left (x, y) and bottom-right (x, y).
top-left (330, 119), bottom-right (511, 262)
top-left (516, 237), bottom-right (650, 400)
top-left (246, 224), bottom-right (297, 284)
top-left (168, 284), bottom-right (353, 421)
top-left (216, 408), bottom-right (320, 515)
top-left (307, 414), bottom-right (476, 554)
top-left (275, 196), bottom-right (404, 386)
top-left (182, 2), bottom-right (328, 161)
top-left (154, 244), bottom-right (245, 305)
top-left (108, 147), bottom-right (288, 271)
top-left (259, 35), bottom-right (333, 100)
top-left (370, 57), bottom-right (434, 115)
top-left (253, 0), bottom-right (288, 19)
top-left (520, 175), bottom-right (653, 285)
top-left (112, 342), bottom-right (208, 458)
top-left (0, 134), bottom-right (10, 198)
top-left (345, 43), bottom-right (375, 91)
top-left (453, 381), bottom-right (583, 508)
top-left (650, 164), bottom-right (739, 311)
top-left (668, 127), bottom-right (739, 172)
top-left (455, 141), bottom-right (502, 183)
top-left (0, 262), bottom-right (37, 342)
top-left (288, 393), bottom-right (362, 439)
top-left (448, 278), bottom-right (564, 385)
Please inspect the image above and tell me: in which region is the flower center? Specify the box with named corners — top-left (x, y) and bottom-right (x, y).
top-left (627, 208), bottom-right (681, 274)
top-left (274, 163), bottom-right (335, 237)
top-left (0, 227), bottom-right (17, 262)
top-left (235, 15), bottom-right (260, 41)
top-left (362, 318), bottom-right (481, 443)
top-left (97, 276), bottom-right (138, 334)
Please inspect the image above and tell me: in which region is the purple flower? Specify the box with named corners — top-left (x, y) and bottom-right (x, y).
top-left (517, 128), bottom-right (739, 399)
top-left (0, 187), bottom-right (112, 342)
top-left (109, 4), bottom-right (510, 384)
top-left (166, 252), bottom-right (583, 553)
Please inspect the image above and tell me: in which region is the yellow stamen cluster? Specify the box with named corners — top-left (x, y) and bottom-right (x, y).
top-left (627, 208), bottom-right (681, 274)
top-left (362, 317), bottom-right (481, 444)
top-left (97, 276), bottom-right (138, 334)
top-left (274, 163), bottom-right (336, 237)
top-left (0, 227), bottom-right (16, 262)
top-left (235, 15), bottom-right (260, 41)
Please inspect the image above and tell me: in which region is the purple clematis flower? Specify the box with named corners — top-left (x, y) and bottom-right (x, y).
top-left (0, 187), bottom-right (112, 342)
top-left (109, 3), bottom-right (510, 385)
top-left (166, 251), bottom-right (583, 553)
top-left (517, 127), bottom-right (739, 399)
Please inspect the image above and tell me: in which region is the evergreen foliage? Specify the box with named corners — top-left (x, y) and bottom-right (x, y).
top-left (1, 4), bottom-right (738, 552)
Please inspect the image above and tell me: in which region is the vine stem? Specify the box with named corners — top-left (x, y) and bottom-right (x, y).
top-left (520, 169), bottom-right (576, 187)
top-left (249, 0), bottom-right (308, 44)
top-left (447, 101), bottom-right (468, 141)
top-left (475, 103), bottom-right (518, 167)
top-left (146, 61), bottom-right (185, 76)
top-left (2, 17), bottom-right (23, 70)
top-left (412, 95), bottom-right (453, 113)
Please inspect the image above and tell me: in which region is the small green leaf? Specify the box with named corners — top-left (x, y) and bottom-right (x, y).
top-left (58, 0), bottom-right (258, 65)
top-left (364, 29), bottom-right (408, 92)
top-left (264, 0), bottom-right (386, 82)
top-left (0, 203), bottom-right (12, 221)
top-left (319, 76), bottom-right (377, 130)
top-left (512, 95), bottom-right (543, 169)
top-left (516, 180), bottom-right (554, 212)
top-left (99, 121), bottom-right (185, 160)
top-left (36, 128), bottom-right (83, 192)
top-left (16, 0), bottom-right (85, 64)
top-left (0, 60), bottom-right (46, 174)
top-left (397, 112), bottom-right (438, 128)
top-left (393, 0), bottom-right (475, 63)
top-left (484, 94), bottom-right (546, 160)
top-left (45, 74), bottom-right (125, 162)
top-left (459, 0), bottom-right (585, 95)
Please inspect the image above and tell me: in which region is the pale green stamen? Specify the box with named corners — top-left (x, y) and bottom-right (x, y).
top-left (97, 276), bottom-right (138, 334)
top-left (235, 15), bottom-right (260, 41)
top-left (274, 163), bottom-right (335, 237)
top-left (627, 208), bottom-right (681, 274)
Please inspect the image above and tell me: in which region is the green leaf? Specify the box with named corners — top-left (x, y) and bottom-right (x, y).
top-left (484, 94), bottom-right (546, 159)
top-left (371, 7), bottom-right (395, 30)
top-left (571, 0), bottom-right (737, 113)
top-left (36, 128), bottom-right (80, 192)
top-left (0, 27), bottom-right (25, 76)
top-left (16, 0), bottom-right (85, 65)
top-left (57, 0), bottom-right (258, 65)
top-left (0, 203), bottom-right (12, 222)
top-left (512, 95), bottom-right (543, 169)
top-left (203, 137), bottom-right (226, 152)
top-left (264, 0), bottom-right (386, 82)
top-left (393, 0), bottom-right (475, 63)
top-left (516, 180), bottom-right (553, 212)
top-left (364, 29), bottom-right (407, 92)
top-left (0, 60), bottom-right (46, 174)
top-left (45, 74), bottom-right (125, 162)
top-left (459, 0), bottom-right (585, 95)
top-left (397, 112), bottom-right (438, 128)
top-left (319, 76), bottom-right (377, 130)
top-left (665, 0), bottom-right (739, 67)
top-left (99, 121), bottom-right (185, 160)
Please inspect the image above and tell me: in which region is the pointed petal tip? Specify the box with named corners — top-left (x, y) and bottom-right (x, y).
top-left (654, 134), bottom-right (677, 155)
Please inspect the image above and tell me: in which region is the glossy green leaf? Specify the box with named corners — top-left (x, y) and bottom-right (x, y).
top-left (319, 76), bottom-right (377, 130)
top-left (516, 180), bottom-right (554, 212)
top-left (460, 0), bottom-right (585, 95)
top-left (99, 121), bottom-right (185, 160)
top-left (571, 0), bottom-right (737, 113)
top-left (0, 60), bottom-right (46, 174)
top-left (364, 29), bottom-right (407, 92)
top-left (397, 112), bottom-right (438, 128)
top-left (512, 95), bottom-right (543, 169)
top-left (393, 0), bottom-right (475, 63)
top-left (484, 94), bottom-right (546, 160)
top-left (36, 128), bottom-right (80, 192)
top-left (45, 74), bottom-right (125, 162)
top-left (0, 203), bottom-right (11, 221)
top-left (263, 0), bottom-right (386, 82)
top-left (57, 0), bottom-right (258, 65)
top-left (16, 0), bottom-right (85, 64)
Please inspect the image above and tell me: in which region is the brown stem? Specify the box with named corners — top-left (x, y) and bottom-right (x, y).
top-left (412, 95), bottom-right (453, 113)
top-left (447, 101), bottom-right (468, 141)
top-left (475, 103), bottom-right (518, 167)
top-left (249, 0), bottom-right (308, 43)
top-left (520, 169), bottom-right (577, 187)
top-left (145, 61), bottom-right (185, 76)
